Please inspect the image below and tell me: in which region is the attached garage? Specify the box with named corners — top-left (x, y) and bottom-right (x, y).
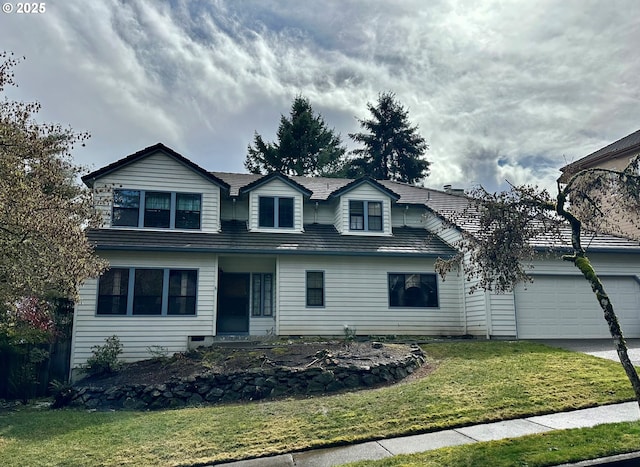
top-left (515, 275), bottom-right (640, 339)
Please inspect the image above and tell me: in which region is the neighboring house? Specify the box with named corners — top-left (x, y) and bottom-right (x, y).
top-left (71, 143), bottom-right (640, 376)
top-left (559, 128), bottom-right (640, 239)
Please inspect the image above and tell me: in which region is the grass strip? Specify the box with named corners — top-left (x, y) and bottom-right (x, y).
top-left (346, 421), bottom-right (640, 467)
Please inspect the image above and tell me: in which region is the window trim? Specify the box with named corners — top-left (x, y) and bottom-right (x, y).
top-left (96, 267), bottom-right (198, 316)
top-left (111, 189), bottom-right (202, 230)
top-left (258, 196), bottom-right (295, 229)
top-left (306, 270), bottom-right (325, 308)
top-left (349, 200), bottom-right (383, 232)
top-left (387, 273), bottom-right (439, 308)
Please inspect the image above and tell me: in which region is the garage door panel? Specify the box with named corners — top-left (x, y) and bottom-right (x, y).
top-left (515, 276), bottom-right (640, 339)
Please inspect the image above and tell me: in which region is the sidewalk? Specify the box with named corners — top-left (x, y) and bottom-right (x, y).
top-left (213, 401), bottom-right (640, 467)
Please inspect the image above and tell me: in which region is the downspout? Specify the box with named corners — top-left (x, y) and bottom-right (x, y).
top-left (460, 257), bottom-right (467, 335)
top-left (485, 292), bottom-right (491, 339)
top-left (275, 255), bottom-right (280, 336)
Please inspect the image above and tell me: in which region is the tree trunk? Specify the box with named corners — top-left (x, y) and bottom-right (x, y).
top-left (556, 191), bottom-right (640, 408)
top-left (570, 255), bottom-right (640, 408)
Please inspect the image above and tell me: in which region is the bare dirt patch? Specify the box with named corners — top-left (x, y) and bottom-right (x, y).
top-left (78, 340), bottom-right (431, 389)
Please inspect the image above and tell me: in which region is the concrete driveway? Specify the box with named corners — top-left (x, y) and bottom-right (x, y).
top-left (535, 339), bottom-right (640, 366)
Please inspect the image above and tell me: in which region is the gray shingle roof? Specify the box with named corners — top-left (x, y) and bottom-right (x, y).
top-left (561, 128), bottom-right (640, 176)
top-left (87, 222), bottom-right (457, 258)
top-left (83, 143), bottom-right (230, 189)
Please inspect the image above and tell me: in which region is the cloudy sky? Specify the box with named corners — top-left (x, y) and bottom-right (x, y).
top-left (1, 0), bottom-right (639, 192)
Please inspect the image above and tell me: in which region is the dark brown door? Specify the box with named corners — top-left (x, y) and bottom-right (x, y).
top-left (216, 273), bottom-right (250, 334)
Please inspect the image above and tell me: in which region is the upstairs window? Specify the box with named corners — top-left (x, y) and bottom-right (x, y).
top-left (388, 273), bottom-right (438, 308)
top-left (111, 189), bottom-right (202, 230)
top-left (176, 193), bottom-right (202, 229)
top-left (144, 192), bottom-right (171, 228)
top-left (112, 190), bottom-right (140, 227)
top-left (97, 267), bottom-right (197, 316)
top-left (349, 200), bottom-right (383, 231)
top-left (259, 196), bottom-right (294, 228)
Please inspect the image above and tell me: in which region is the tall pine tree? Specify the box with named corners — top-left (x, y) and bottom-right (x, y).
top-left (348, 92), bottom-right (429, 184)
top-left (245, 96), bottom-right (346, 177)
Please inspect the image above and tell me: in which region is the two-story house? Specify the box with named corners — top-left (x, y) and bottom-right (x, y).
top-left (559, 128), bottom-right (640, 240)
top-left (70, 143), bottom-right (640, 375)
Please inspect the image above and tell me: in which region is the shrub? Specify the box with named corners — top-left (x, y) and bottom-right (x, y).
top-left (49, 379), bottom-right (74, 409)
top-left (146, 345), bottom-right (169, 361)
top-left (85, 335), bottom-right (123, 376)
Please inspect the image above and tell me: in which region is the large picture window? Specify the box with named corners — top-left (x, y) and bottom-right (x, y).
top-left (349, 200), bottom-right (383, 231)
top-left (97, 267), bottom-right (197, 316)
top-left (133, 269), bottom-right (164, 315)
top-left (251, 273), bottom-right (273, 317)
top-left (259, 196), bottom-right (294, 228)
top-left (306, 271), bottom-right (325, 307)
top-left (112, 189), bottom-right (202, 230)
top-left (388, 273), bottom-right (438, 308)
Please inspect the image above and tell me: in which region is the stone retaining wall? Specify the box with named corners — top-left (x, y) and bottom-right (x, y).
top-left (70, 346), bottom-right (425, 410)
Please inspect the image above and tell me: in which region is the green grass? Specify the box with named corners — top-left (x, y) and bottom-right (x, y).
top-left (0, 341), bottom-right (636, 466)
top-left (346, 421), bottom-right (640, 467)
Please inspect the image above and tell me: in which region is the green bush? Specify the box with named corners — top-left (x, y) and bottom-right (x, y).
top-left (85, 335), bottom-right (123, 376)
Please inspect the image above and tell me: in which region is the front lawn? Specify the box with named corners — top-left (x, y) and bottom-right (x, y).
top-left (0, 341), bottom-right (635, 466)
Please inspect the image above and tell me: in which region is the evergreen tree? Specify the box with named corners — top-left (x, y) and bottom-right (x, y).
top-left (348, 92), bottom-right (429, 184)
top-left (244, 96), bottom-right (346, 177)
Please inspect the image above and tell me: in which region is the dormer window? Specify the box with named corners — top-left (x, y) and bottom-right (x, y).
top-left (349, 200), bottom-right (382, 231)
top-left (112, 189), bottom-right (202, 230)
top-left (259, 196), bottom-right (294, 228)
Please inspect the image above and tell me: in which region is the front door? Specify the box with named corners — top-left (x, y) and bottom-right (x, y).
top-left (216, 272), bottom-right (250, 334)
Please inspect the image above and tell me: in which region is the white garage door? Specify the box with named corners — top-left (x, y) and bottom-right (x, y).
top-left (515, 275), bottom-right (640, 339)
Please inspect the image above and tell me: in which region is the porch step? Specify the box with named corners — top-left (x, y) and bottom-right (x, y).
top-left (188, 335), bottom-right (267, 349)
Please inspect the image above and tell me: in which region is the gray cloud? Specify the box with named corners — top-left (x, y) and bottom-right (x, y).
top-left (1, 0), bottom-right (639, 192)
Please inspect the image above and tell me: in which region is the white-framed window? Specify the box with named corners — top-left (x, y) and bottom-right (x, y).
top-left (97, 268), bottom-right (197, 316)
top-left (349, 200), bottom-right (383, 231)
top-left (306, 271), bottom-right (325, 307)
top-left (258, 196), bottom-right (294, 228)
top-left (388, 273), bottom-right (438, 308)
top-left (251, 273), bottom-right (273, 317)
top-left (112, 189), bottom-right (202, 230)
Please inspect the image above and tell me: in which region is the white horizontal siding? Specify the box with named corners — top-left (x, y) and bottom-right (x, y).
top-left (303, 202), bottom-right (336, 225)
top-left (391, 205), bottom-right (429, 228)
top-left (250, 317), bottom-right (276, 335)
top-left (220, 198), bottom-right (250, 222)
top-left (276, 255), bottom-right (464, 336)
top-left (71, 251), bottom-right (218, 370)
top-left (91, 152), bottom-right (221, 232)
top-left (247, 179), bottom-right (304, 232)
top-left (336, 184), bottom-right (393, 236)
top-left (422, 212), bottom-right (463, 246)
top-left (487, 292), bottom-right (516, 337)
